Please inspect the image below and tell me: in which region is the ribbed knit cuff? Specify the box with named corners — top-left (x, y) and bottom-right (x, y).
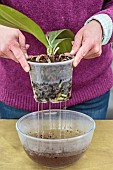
top-left (85, 14), bottom-right (113, 45)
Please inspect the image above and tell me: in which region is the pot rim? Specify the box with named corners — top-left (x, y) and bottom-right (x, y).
top-left (28, 58), bottom-right (74, 66)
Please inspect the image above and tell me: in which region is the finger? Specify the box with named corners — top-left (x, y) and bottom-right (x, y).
top-left (26, 55), bottom-right (33, 59)
top-left (24, 52), bottom-right (29, 59)
top-left (84, 53), bottom-right (101, 59)
top-left (73, 42), bottom-right (93, 67)
top-left (4, 50), bottom-right (19, 62)
top-left (10, 43), bottom-right (30, 72)
top-left (83, 55), bottom-right (98, 59)
top-left (18, 31), bottom-right (27, 53)
top-left (18, 31), bottom-right (30, 60)
top-left (0, 53), bottom-right (8, 59)
top-left (70, 32), bottom-right (83, 56)
top-left (0, 52), bottom-right (18, 61)
top-left (24, 44), bottom-right (30, 59)
top-left (26, 44), bottom-right (30, 49)
top-left (71, 41), bottom-right (74, 45)
top-left (0, 46), bottom-right (18, 62)
top-left (84, 46), bottom-right (102, 59)
top-left (0, 50), bottom-right (3, 56)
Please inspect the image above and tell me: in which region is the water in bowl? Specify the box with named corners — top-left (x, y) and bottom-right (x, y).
top-left (24, 129), bottom-right (86, 168)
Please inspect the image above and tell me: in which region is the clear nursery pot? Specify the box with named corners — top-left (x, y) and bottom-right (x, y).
top-left (28, 57), bottom-right (74, 103)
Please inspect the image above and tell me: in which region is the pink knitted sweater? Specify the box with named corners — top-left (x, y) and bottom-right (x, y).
top-left (0, 0), bottom-right (113, 111)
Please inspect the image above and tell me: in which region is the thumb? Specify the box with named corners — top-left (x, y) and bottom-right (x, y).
top-left (70, 31), bottom-right (83, 56)
top-left (73, 41), bottom-right (92, 67)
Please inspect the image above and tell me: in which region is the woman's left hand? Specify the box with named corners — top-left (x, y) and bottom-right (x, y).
top-left (70, 20), bottom-right (103, 67)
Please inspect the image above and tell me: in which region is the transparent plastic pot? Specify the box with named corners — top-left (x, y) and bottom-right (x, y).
top-left (28, 58), bottom-right (74, 103)
top-left (16, 110), bottom-right (96, 169)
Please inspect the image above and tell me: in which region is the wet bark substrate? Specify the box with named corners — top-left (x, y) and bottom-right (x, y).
top-left (27, 53), bottom-right (73, 63)
top-left (32, 79), bottom-right (72, 102)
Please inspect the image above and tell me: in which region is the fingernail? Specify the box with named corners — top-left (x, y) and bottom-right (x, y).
top-left (73, 61), bottom-right (78, 67)
top-left (26, 44), bottom-right (30, 49)
top-left (70, 50), bottom-right (75, 55)
top-left (24, 66), bottom-right (30, 72)
top-left (25, 53), bottom-right (29, 59)
top-left (71, 41), bottom-right (74, 45)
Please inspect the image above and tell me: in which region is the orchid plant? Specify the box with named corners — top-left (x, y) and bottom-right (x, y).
top-left (0, 5), bottom-right (74, 57)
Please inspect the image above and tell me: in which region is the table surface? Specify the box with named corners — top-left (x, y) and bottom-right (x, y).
top-left (0, 120), bottom-right (113, 170)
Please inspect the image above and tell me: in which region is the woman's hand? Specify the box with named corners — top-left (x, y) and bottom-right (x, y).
top-left (0, 25), bottom-right (30, 72)
top-left (70, 20), bottom-right (103, 67)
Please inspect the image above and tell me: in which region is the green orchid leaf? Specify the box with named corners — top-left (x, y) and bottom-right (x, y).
top-left (0, 18), bottom-right (17, 28)
top-left (47, 29), bottom-right (74, 44)
top-left (0, 5), bottom-right (49, 48)
top-left (53, 38), bottom-right (72, 54)
top-left (0, 15), bottom-right (19, 28)
top-left (0, 5), bottom-right (75, 55)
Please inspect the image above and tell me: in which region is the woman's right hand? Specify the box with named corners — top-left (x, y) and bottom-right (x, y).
top-left (0, 25), bottom-right (30, 72)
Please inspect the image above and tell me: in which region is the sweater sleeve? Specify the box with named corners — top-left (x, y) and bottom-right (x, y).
top-left (96, 0), bottom-right (113, 43)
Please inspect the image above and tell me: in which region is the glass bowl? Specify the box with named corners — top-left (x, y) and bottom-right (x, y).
top-left (16, 109), bottom-right (95, 168)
